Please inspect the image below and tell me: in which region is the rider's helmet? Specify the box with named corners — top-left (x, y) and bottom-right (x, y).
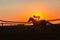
top-left (33, 15), bottom-right (40, 18)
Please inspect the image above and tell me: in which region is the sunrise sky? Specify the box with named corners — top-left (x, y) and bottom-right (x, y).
top-left (0, 0), bottom-right (60, 22)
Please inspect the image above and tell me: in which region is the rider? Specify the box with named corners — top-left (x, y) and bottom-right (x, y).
top-left (28, 15), bottom-right (40, 26)
top-left (28, 15), bottom-right (52, 31)
top-left (33, 15), bottom-right (40, 22)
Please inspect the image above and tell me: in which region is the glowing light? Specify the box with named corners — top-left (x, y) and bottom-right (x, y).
top-left (32, 11), bottom-right (45, 20)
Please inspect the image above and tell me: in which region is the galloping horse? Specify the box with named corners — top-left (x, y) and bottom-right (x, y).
top-left (28, 17), bottom-right (52, 26)
top-left (28, 17), bottom-right (60, 32)
top-left (28, 17), bottom-right (53, 31)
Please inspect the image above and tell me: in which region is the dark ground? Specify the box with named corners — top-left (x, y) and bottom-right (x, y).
top-left (0, 24), bottom-right (60, 39)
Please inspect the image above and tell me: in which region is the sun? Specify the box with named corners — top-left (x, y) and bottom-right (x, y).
top-left (32, 11), bottom-right (45, 20)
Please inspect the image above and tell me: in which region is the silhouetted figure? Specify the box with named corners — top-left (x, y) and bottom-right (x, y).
top-left (28, 16), bottom-right (40, 26)
top-left (33, 15), bottom-right (40, 20)
top-left (28, 16), bottom-right (53, 32)
top-left (28, 16), bottom-right (52, 26)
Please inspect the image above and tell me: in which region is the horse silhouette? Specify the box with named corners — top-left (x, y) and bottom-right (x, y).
top-left (28, 17), bottom-right (53, 32)
top-left (28, 17), bottom-right (52, 26)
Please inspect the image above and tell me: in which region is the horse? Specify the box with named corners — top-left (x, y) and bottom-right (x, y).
top-left (28, 17), bottom-right (53, 32)
top-left (28, 17), bottom-right (52, 26)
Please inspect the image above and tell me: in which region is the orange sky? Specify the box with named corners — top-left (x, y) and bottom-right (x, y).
top-left (0, 0), bottom-right (60, 23)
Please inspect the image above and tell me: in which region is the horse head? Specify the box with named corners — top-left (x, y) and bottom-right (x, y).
top-left (28, 17), bottom-right (39, 26)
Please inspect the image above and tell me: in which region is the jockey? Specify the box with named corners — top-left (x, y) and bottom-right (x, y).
top-left (33, 15), bottom-right (40, 21)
